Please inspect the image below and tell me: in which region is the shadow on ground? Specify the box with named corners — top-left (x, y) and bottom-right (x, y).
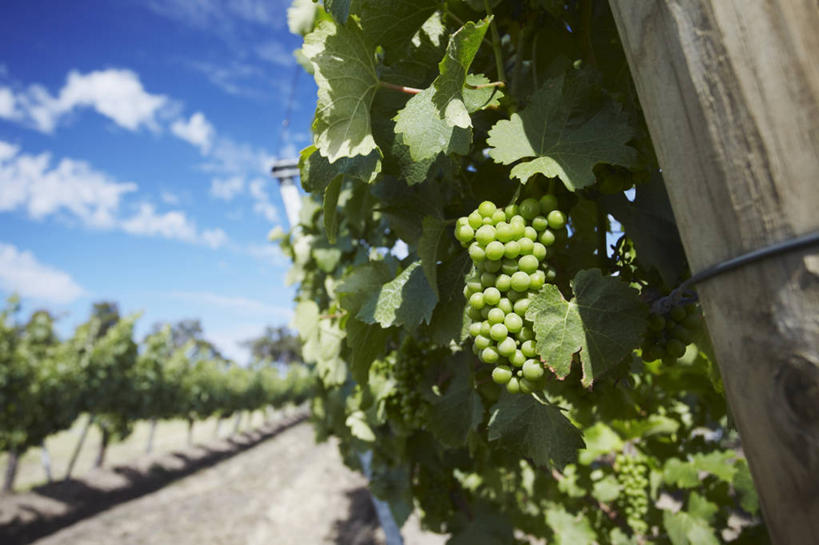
top-left (0, 413), bottom-right (308, 545)
top-left (329, 487), bottom-right (383, 545)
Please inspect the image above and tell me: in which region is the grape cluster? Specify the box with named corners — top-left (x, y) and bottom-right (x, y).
top-left (615, 453), bottom-right (650, 535)
top-left (454, 195), bottom-right (567, 393)
top-left (641, 303), bottom-right (700, 362)
top-left (373, 341), bottom-right (429, 429)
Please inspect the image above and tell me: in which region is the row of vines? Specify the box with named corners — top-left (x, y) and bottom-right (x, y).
top-left (280, 0), bottom-right (768, 543)
top-left (0, 298), bottom-right (312, 492)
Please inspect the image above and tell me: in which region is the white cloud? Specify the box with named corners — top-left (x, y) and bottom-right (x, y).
top-left (247, 243), bottom-right (288, 266)
top-left (3, 69), bottom-right (169, 133)
top-left (0, 242), bottom-right (85, 304)
top-left (145, 0), bottom-right (288, 33)
top-left (248, 178), bottom-right (279, 222)
top-left (121, 203), bottom-right (228, 248)
top-left (160, 191), bottom-right (180, 205)
top-left (0, 141), bottom-right (137, 228)
top-left (171, 111), bottom-right (214, 153)
top-left (0, 140), bottom-right (228, 248)
top-left (256, 41), bottom-right (295, 67)
top-left (210, 176), bottom-right (245, 200)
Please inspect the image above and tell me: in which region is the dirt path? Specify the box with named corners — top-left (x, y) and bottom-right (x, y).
top-left (24, 421), bottom-right (444, 545)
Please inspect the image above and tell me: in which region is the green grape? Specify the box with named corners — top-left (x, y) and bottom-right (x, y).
top-left (455, 224), bottom-right (474, 244)
top-left (495, 274), bottom-right (512, 292)
top-left (490, 323), bottom-right (508, 341)
top-left (539, 194), bottom-right (559, 214)
top-left (481, 346), bottom-right (499, 364)
top-left (467, 306), bottom-right (482, 321)
top-left (497, 298), bottom-right (513, 314)
top-left (519, 198), bottom-right (540, 219)
top-left (524, 226), bottom-right (538, 240)
top-left (476, 225), bottom-right (496, 246)
top-left (468, 322), bottom-right (482, 337)
top-left (509, 214), bottom-right (525, 226)
top-left (504, 312), bottom-right (523, 333)
top-left (518, 237), bottom-right (534, 255)
top-left (669, 305), bottom-right (686, 322)
top-left (487, 307), bottom-right (505, 325)
top-left (666, 339), bottom-right (686, 358)
top-left (490, 210), bottom-right (505, 224)
top-left (522, 359), bottom-right (545, 381)
top-left (492, 365), bottom-right (513, 385)
top-left (503, 240), bottom-right (521, 259)
top-left (497, 337), bottom-right (516, 357)
top-left (530, 270), bottom-right (546, 290)
top-left (542, 267), bottom-right (556, 283)
top-left (468, 292), bottom-right (485, 310)
top-left (495, 222), bottom-right (513, 242)
top-left (506, 376), bottom-right (521, 394)
top-left (510, 221), bottom-right (526, 240)
top-left (521, 340), bottom-right (537, 358)
top-left (468, 243), bottom-right (485, 262)
top-left (501, 259), bottom-right (518, 275)
top-left (483, 287), bottom-right (501, 306)
top-left (547, 209), bottom-right (567, 230)
top-left (478, 200), bottom-right (497, 218)
top-left (532, 216), bottom-right (548, 231)
top-left (671, 325), bottom-right (692, 344)
top-left (513, 298), bottom-right (530, 315)
top-left (510, 350), bottom-right (526, 367)
top-left (483, 259), bottom-right (501, 273)
top-left (485, 241), bottom-right (505, 261)
top-left (467, 210), bottom-right (483, 229)
top-left (510, 271), bottom-right (531, 292)
top-left (480, 306), bottom-right (491, 319)
top-left (480, 321), bottom-right (491, 337)
top-left (616, 454), bottom-right (650, 536)
top-left (507, 289), bottom-right (524, 302)
top-left (519, 326), bottom-right (534, 342)
top-left (503, 204), bottom-right (518, 218)
top-left (474, 335), bottom-right (491, 350)
top-left (519, 377), bottom-right (540, 394)
top-left (647, 314), bottom-right (665, 332)
top-left (518, 254), bottom-right (539, 274)
top-left (539, 229), bottom-right (556, 246)
top-left (480, 272), bottom-right (497, 287)
top-left (532, 242), bottom-right (547, 261)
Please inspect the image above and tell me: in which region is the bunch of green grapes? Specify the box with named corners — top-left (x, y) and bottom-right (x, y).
top-left (641, 303), bottom-right (701, 362)
top-left (615, 453), bottom-right (650, 535)
top-left (374, 340), bottom-right (429, 429)
top-left (454, 195), bottom-right (567, 393)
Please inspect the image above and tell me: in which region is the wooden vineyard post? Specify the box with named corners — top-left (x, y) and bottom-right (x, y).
top-left (608, 1), bottom-right (819, 542)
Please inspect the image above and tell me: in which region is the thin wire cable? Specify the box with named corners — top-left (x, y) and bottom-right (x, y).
top-left (651, 230), bottom-right (819, 314)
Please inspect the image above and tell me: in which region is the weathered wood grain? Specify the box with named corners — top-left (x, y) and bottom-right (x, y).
top-left (608, 1), bottom-right (819, 542)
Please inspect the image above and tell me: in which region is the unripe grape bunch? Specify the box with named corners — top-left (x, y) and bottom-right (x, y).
top-left (454, 194), bottom-right (567, 394)
top-left (615, 453), bottom-right (650, 536)
top-left (641, 303), bottom-right (701, 362)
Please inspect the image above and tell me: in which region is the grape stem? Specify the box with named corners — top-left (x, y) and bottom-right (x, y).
top-left (484, 2), bottom-right (507, 82)
top-left (379, 81), bottom-right (422, 95)
top-left (464, 80), bottom-right (505, 90)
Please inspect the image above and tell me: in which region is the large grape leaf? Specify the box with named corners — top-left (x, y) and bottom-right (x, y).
top-left (463, 73), bottom-right (503, 113)
top-left (525, 269), bottom-right (647, 386)
top-left (346, 318), bottom-right (390, 384)
top-left (663, 511), bottom-right (720, 545)
top-left (357, 261), bottom-right (438, 328)
top-left (545, 506), bottom-right (597, 545)
top-left (426, 355), bottom-right (483, 447)
top-left (299, 145), bottom-right (381, 193)
top-left (432, 18), bottom-right (491, 128)
top-left (337, 260), bottom-right (396, 314)
top-left (418, 215), bottom-right (447, 297)
top-left (357, 0), bottom-right (441, 63)
top-left (303, 19), bottom-right (380, 162)
top-left (322, 175), bottom-right (342, 243)
top-left (323, 0), bottom-right (350, 23)
top-left (487, 74), bottom-right (636, 190)
top-left (393, 87), bottom-right (472, 161)
top-left (487, 393), bottom-right (584, 470)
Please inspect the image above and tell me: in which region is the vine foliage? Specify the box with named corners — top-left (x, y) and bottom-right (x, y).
top-left (283, 0), bottom-right (768, 542)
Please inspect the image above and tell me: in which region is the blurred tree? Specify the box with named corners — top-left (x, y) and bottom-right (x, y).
top-left (242, 326), bottom-right (302, 365)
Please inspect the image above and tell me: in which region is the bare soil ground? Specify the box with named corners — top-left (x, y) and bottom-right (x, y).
top-left (0, 414), bottom-right (446, 545)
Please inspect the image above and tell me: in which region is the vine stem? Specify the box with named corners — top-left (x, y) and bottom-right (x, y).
top-left (379, 81), bottom-right (422, 95)
top-left (484, 2), bottom-right (507, 83)
top-left (465, 80), bottom-right (505, 90)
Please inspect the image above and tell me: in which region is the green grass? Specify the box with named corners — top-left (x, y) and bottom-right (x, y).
top-left (1, 410), bottom-right (272, 492)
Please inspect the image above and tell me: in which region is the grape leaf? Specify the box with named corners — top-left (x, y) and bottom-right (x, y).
top-left (337, 260), bottom-right (396, 314)
top-left (394, 87), bottom-right (472, 161)
top-left (292, 300), bottom-right (320, 341)
top-left (323, 0), bottom-right (350, 23)
top-left (418, 215), bottom-right (447, 297)
top-left (447, 504), bottom-right (515, 545)
top-left (432, 18), bottom-right (491, 128)
top-left (427, 355), bottom-right (483, 447)
top-left (663, 511), bottom-right (720, 545)
top-left (487, 74), bottom-right (636, 190)
top-left (545, 506), bottom-right (598, 545)
top-left (299, 145), bottom-right (381, 193)
top-left (346, 318), bottom-right (390, 383)
top-left (303, 19), bottom-right (380, 162)
top-left (346, 410), bottom-right (375, 442)
top-left (463, 73), bottom-right (503, 113)
top-left (525, 269), bottom-right (647, 386)
top-left (488, 393), bottom-right (584, 469)
top-left (323, 175), bottom-right (342, 243)
top-left (357, 0), bottom-right (441, 63)
top-left (357, 261), bottom-right (438, 328)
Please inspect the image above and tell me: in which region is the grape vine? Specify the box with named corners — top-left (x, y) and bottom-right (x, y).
top-left (282, 0), bottom-right (768, 542)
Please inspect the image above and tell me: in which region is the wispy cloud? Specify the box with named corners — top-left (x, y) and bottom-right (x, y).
top-left (248, 178), bottom-right (279, 223)
top-left (210, 176), bottom-right (245, 200)
top-left (0, 140), bottom-right (228, 248)
top-left (0, 242), bottom-right (85, 304)
top-left (0, 69), bottom-right (170, 133)
top-left (169, 290), bottom-right (292, 318)
top-left (170, 111), bottom-right (214, 153)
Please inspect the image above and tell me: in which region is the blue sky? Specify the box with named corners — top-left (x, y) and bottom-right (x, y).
top-left (0, 0), bottom-right (316, 362)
